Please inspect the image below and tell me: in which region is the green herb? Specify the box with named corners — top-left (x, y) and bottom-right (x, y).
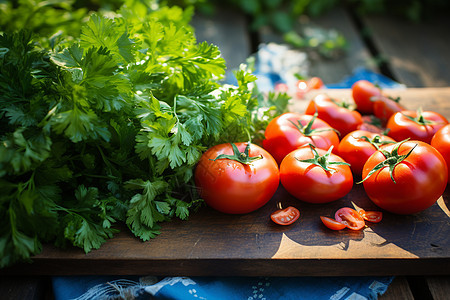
top-left (0, 2), bottom-right (289, 268)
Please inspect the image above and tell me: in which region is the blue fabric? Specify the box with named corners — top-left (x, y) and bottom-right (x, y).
top-left (53, 275), bottom-right (394, 300)
top-left (52, 275), bottom-right (143, 300)
top-left (246, 43), bottom-right (404, 91)
top-left (326, 67), bottom-right (405, 89)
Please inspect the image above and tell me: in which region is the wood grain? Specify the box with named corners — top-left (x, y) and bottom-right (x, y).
top-left (379, 277), bottom-right (414, 300)
top-left (259, 7), bottom-right (378, 85)
top-left (0, 276), bottom-right (46, 300)
top-left (427, 276), bottom-right (450, 300)
top-left (2, 88), bottom-right (449, 277)
top-left (191, 6), bottom-right (251, 82)
top-left (362, 14), bottom-right (450, 87)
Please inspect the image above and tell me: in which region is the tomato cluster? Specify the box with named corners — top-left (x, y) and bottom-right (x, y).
top-left (194, 79), bottom-right (449, 230)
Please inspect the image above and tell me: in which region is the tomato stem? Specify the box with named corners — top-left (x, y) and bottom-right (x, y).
top-left (357, 140), bottom-right (418, 184)
top-left (388, 96), bottom-right (401, 103)
top-left (330, 97), bottom-right (354, 110)
top-left (211, 142), bottom-right (263, 165)
top-left (402, 107), bottom-right (436, 126)
top-left (296, 144), bottom-right (350, 174)
top-left (289, 111), bottom-right (341, 137)
top-left (357, 135), bottom-right (395, 150)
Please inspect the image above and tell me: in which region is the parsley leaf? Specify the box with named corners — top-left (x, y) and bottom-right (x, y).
top-left (0, 2), bottom-right (290, 268)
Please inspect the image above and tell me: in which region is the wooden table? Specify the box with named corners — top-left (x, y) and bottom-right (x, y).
top-left (3, 88), bottom-right (449, 278)
top-left (2, 5), bottom-right (450, 299)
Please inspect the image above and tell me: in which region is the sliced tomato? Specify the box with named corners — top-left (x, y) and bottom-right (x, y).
top-left (360, 210), bottom-right (383, 223)
top-left (351, 202), bottom-right (383, 223)
top-left (320, 216), bottom-right (346, 230)
top-left (334, 207), bottom-right (365, 230)
top-left (271, 206), bottom-right (300, 225)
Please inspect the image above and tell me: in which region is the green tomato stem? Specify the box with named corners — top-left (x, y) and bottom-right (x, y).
top-left (357, 135), bottom-right (395, 150)
top-left (357, 140), bottom-right (417, 184)
top-left (296, 144), bottom-right (350, 174)
top-left (211, 142), bottom-right (262, 165)
top-left (289, 111), bottom-right (340, 137)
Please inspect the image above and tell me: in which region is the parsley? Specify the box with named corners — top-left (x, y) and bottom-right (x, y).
top-left (0, 2), bottom-right (289, 268)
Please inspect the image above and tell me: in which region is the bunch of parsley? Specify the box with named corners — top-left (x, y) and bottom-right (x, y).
top-left (0, 2), bottom-right (289, 267)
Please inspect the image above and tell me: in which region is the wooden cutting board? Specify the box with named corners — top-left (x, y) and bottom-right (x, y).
top-left (3, 88), bottom-right (450, 277)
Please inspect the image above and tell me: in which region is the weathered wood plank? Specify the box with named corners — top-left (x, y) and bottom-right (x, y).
top-left (379, 276), bottom-right (414, 300)
top-left (259, 6), bottom-right (378, 84)
top-left (427, 276), bottom-right (450, 300)
top-left (191, 6), bottom-right (251, 81)
top-left (305, 6), bottom-right (379, 83)
top-left (362, 14), bottom-right (450, 87)
top-left (0, 276), bottom-right (46, 300)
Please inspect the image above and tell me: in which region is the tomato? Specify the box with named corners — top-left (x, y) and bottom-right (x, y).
top-left (335, 207), bottom-right (365, 230)
top-left (357, 115), bottom-right (384, 134)
top-left (386, 109), bottom-right (449, 144)
top-left (431, 124), bottom-right (450, 183)
top-left (373, 95), bottom-right (405, 125)
top-left (305, 94), bottom-right (363, 137)
top-left (361, 140), bottom-right (448, 214)
top-left (194, 142), bottom-right (279, 214)
top-left (308, 77), bottom-right (325, 90)
top-left (263, 112), bottom-right (340, 164)
top-left (337, 130), bottom-right (396, 176)
top-left (320, 216), bottom-right (346, 230)
top-left (296, 77), bottom-right (324, 99)
top-left (279, 145), bottom-right (353, 204)
top-left (351, 202), bottom-right (383, 223)
top-left (352, 80), bottom-right (382, 114)
top-left (271, 205), bottom-right (300, 225)
top-left (360, 210), bottom-right (383, 223)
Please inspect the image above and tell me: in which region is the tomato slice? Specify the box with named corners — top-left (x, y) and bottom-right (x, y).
top-left (360, 210), bottom-right (383, 223)
top-left (335, 207), bottom-right (365, 230)
top-left (271, 206), bottom-right (300, 225)
top-left (320, 216), bottom-right (346, 230)
top-left (351, 202), bottom-right (383, 223)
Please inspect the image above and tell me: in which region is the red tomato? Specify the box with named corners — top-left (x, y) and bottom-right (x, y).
top-left (335, 207), bottom-right (365, 230)
top-left (263, 112), bottom-right (340, 164)
top-left (351, 202), bottom-right (383, 223)
top-left (357, 115), bottom-right (384, 134)
top-left (305, 94), bottom-right (363, 137)
top-left (373, 95), bottom-right (405, 125)
top-left (279, 145), bottom-right (353, 203)
top-left (360, 210), bottom-right (383, 223)
top-left (361, 140), bottom-right (448, 214)
top-left (195, 142), bottom-right (279, 214)
top-left (296, 80), bottom-right (309, 98)
top-left (431, 124), bottom-right (450, 183)
top-left (308, 77), bottom-right (325, 90)
top-left (352, 80), bottom-right (382, 114)
top-left (271, 206), bottom-right (300, 225)
top-left (296, 77), bottom-right (324, 99)
top-left (337, 130), bottom-right (396, 176)
top-left (320, 216), bottom-right (346, 230)
top-left (352, 202), bottom-right (383, 223)
top-left (386, 109), bottom-right (449, 144)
